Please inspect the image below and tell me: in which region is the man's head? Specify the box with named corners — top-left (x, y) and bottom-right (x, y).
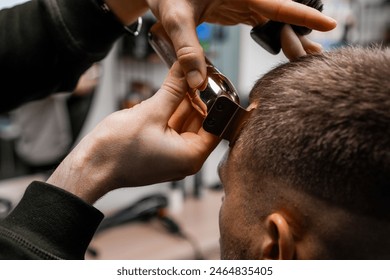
top-left (218, 46), bottom-right (390, 259)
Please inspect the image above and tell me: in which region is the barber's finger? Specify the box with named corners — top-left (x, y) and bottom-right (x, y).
top-left (281, 24), bottom-right (307, 61)
top-left (299, 35), bottom-right (323, 54)
top-left (196, 127), bottom-right (221, 153)
top-left (162, 18), bottom-right (207, 90)
top-left (252, 0), bottom-right (337, 31)
top-left (182, 110), bottom-right (203, 133)
top-left (152, 62), bottom-right (189, 121)
top-left (168, 97), bottom-right (194, 131)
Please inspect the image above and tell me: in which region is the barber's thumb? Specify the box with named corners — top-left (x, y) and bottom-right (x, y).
top-left (154, 62), bottom-right (189, 119)
top-left (172, 37), bottom-right (207, 89)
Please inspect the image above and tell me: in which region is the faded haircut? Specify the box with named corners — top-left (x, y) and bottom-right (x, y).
top-left (235, 46), bottom-right (390, 218)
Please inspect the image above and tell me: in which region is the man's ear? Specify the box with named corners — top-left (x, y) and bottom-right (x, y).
top-left (262, 213), bottom-right (295, 260)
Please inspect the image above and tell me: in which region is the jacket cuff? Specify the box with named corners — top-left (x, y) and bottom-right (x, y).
top-left (3, 181), bottom-right (104, 259)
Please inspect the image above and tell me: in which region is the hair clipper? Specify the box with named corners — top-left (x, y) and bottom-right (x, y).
top-left (148, 22), bottom-right (252, 144)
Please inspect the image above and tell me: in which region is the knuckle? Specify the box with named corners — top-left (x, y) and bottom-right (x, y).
top-left (181, 160), bottom-right (202, 176)
top-left (161, 81), bottom-right (183, 99)
top-left (176, 46), bottom-right (203, 70)
top-left (173, 162), bottom-right (199, 179)
top-left (177, 47), bottom-right (198, 61)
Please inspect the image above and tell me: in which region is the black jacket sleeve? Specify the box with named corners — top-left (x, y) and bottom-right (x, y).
top-left (0, 181), bottom-right (104, 259)
top-left (0, 0), bottom-right (125, 112)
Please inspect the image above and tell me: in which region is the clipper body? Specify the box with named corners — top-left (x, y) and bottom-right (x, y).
top-left (148, 23), bottom-right (251, 144)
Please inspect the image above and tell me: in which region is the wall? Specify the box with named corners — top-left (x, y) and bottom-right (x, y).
top-left (0, 0), bottom-right (27, 8)
top-left (237, 25), bottom-right (288, 98)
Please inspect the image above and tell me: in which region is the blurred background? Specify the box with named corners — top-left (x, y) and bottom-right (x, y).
top-left (0, 0), bottom-right (389, 259)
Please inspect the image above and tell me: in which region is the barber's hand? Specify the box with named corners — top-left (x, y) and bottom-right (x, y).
top-left (145, 0), bottom-right (337, 88)
top-left (47, 63), bottom-right (219, 204)
top-left (280, 24), bottom-right (323, 61)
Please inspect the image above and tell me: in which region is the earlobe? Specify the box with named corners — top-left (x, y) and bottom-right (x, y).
top-left (262, 213), bottom-right (295, 260)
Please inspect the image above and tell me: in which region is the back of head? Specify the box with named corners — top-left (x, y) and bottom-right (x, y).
top-left (234, 46), bottom-right (390, 258)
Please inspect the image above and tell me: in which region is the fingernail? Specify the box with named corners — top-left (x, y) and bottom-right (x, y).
top-left (187, 70), bottom-right (205, 89)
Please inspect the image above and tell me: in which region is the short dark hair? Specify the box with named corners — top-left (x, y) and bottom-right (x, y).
top-left (235, 46), bottom-right (390, 218)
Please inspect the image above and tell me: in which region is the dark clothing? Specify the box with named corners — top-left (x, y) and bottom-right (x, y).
top-left (0, 0), bottom-right (126, 259)
top-left (0, 0), bottom-right (124, 113)
top-left (0, 182), bottom-right (103, 259)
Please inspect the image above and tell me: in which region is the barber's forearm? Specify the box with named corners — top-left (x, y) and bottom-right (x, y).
top-left (105, 0), bottom-right (148, 25)
top-left (46, 135), bottom-right (112, 205)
